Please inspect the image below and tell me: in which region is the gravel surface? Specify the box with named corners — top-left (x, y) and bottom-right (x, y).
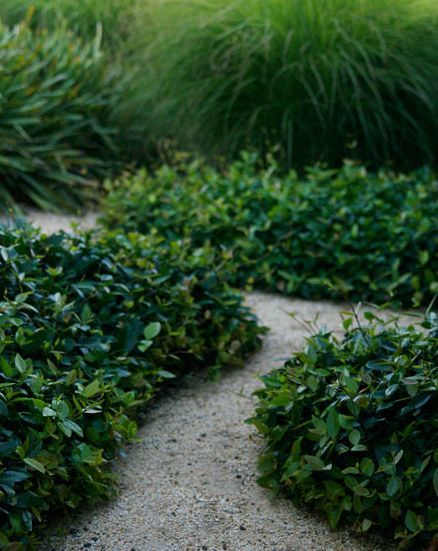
top-left (0, 208), bottom-right (98, 233)
top-left (26, 208), bottom-right (99, 232)
top-left (40, 293), bottom-right (399, 551)
top-left (6, 211), bottom-right (399, 550)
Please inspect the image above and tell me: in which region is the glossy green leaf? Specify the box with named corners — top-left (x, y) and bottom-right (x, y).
top-left (83, 379), bottom-right (100, 398)
top-left (23, 458), bottom-right (46, 474)
top-left (143, 322), bottom-right (161, 340)
top-left (405, 510), bottom-right (419, 533)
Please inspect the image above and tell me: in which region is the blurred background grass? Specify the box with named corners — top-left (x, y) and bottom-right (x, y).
top-left (140, 0), bottom-right (438, 169)
top-left (0, 0), bottom-right (437, 209)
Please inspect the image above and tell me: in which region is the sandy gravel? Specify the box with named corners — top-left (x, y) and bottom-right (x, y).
top-left (6, 211), bottom-right (401, 550)
top-left (0, 208), bottom-right (98, 233)
top-left (40, 293), bottom-right (401, 551)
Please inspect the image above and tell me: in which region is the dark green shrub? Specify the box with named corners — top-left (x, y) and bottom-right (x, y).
top-left (249, 311), bottom-right (438, 548)
top-left (140, 0), bottom-right (438, 169)
top-left (0, 224), bottom-right (263, 548)
top-left (0, 20), bottom-right (121, 211)
top-left (102, 155), bottom-right (438, 307)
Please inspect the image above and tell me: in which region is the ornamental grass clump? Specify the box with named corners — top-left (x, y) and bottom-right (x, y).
top-left (0, 20), bottom-right (121, 211)
top-left (140, 0), bottom-right (438, 169)
top-left (0, 1), bottom-right (154, 164)
top-left (102, 155), bottom-right (438, 307)
top-left (0, 0), bottom-right (135, 50)
top-left (250, 311), bottom-right (438, 548)
top-left (0, 224), bottom-right (263, 548)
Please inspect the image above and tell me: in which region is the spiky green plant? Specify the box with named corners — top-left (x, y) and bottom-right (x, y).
top-left (0, 20), bottom-right (122, 211)
top-left (0, 1), bottom-right (153, 165)
top-left (140, 0), bottom-right (438, 168)
top-left (0, 0), bottom-right (136, 50)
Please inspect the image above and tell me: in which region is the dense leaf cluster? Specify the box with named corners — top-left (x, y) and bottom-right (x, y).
top-left (0, 20), bottom-right (120, 210)
top-left (0, 225), bottom-right (263, 548)
top-left (102, 155), bottom-right (438, 307)
top-left (250, 312), bottom-right (438, 548)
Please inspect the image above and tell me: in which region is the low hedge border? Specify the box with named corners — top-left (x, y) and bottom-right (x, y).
top-left (101, 153), bottom-right (438, 548)
top-left (0, 224), bottom-right (263, 548)
top-left (249, 311), bottom-right (438, 549)
top-left (102, 154), bottom-right (438, 308)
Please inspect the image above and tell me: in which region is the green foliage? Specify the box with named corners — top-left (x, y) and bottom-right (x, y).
top-left (249, 312), bottom-right (438, 548)
top-left (4, 0), bottom-right (437, 169)
top-left (0, 20), bottom-right (122, 211)
top-left (0, 224), bottom-right (263, 547)
top-left (0, 0), bottom-right (136, 51)
top-left (0, 1), bottom-right (155, 165)
top-left (140, 0), bottom-right (438, 169)
top-left (102, 154), bottom-right (438, 307)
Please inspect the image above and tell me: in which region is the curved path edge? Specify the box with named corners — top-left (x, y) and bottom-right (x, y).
top-left (41, 292), bottom-right (401, 551)
top-left (7, 211), bottom-right (402, 551)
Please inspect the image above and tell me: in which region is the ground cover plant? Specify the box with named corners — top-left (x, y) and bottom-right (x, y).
top-left (140, 0), bottom-right (438, 169)
top-left (250, 310), bottom-right (438, 548)
top-left (0, 20), bottom-right (122, 211)
top-left (102, 155), bottom-right (438, 307)
top-left (0, 223), bottom-right (263, 548)
top-left (0, 2), bottom-right (436, 548)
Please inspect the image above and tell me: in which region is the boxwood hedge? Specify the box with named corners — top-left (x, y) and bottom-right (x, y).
top-left (0, 224), bottom-right (263, 548)
top-left (249, 311), bottom-right (438, 548)
top-left (102, 154), bottom-right (438, 307)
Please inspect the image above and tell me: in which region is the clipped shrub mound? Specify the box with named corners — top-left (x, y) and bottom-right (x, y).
top-left (102, 155), bottom-right (438, 307)
top-left (250, 312), bottom-right (438, 548)
top-left (0, 20), bottom-right (121, 210)
top-left (0, 224), bottom-right (263, 548)
top-left (141, 0), bottom-right (438, 169)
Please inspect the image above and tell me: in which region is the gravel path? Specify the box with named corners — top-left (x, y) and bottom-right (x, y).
top-left (41, 293), bottom-right (397, 551)
top-left (5, 212), bottom-right (397, 550)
